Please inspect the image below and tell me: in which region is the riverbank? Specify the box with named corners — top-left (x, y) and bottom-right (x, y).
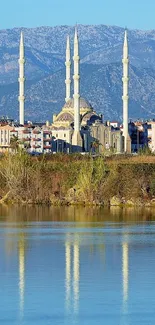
top-left (0, 152), bottom-right (155, 206)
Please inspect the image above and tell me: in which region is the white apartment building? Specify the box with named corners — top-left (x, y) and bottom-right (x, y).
top-left (0, 125), bottom-right (17, 152)
top-left (147, 121), bottom-right (155, 152)
top-left (0, 124), bottom-right (52, 154)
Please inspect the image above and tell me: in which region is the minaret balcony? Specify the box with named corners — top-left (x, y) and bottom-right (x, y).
top-left (122, 95), bottom-right (129, 100)
top-left (65, 97), bottom-right (70, 102)
top-left (73, 55), bottom-right (80, 61)
top-left (65, 79), bottom-right (71, 84)
top-left (18, 59), bottom-right (25, 64)
top-left (122, 77), bottom-right (129, 82)
top-left (73, 94), bottom-right (80, 99)
top-left (18, 77), bottom-right (25, 82)
top-left (18, 95), bottom-right (25, 101)
top-left (73, 75), bottom-right (80, 80)
top-left (65, 62), bottom-right (71, 67)
top-left (122, 58), bottom-right (129, 64)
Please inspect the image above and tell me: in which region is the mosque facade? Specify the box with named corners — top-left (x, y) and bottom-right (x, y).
top-left (50, 29), bottom-right (127, 154)
top-left (0, 28), bottom-right (132, 154)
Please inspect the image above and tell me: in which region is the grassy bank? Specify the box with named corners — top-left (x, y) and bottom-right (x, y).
top-left (0, 152), bottom-right (155, 206)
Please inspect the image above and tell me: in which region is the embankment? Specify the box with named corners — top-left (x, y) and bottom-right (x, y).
top-left (0, 152), bottom-right (155, 206)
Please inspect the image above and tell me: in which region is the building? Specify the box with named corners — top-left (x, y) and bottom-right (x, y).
top-left (90, 121), bottom-right (123, 154)
top-left (50, 28), bottom-right (125, 154)
top-left (147, 121), bottom-right (155, 152)
top-left (0, 29), bottom-right (135, 155)
top-left (128, 121), bottom-right (148, 152)
top-left (0, 124), bottom-right (52, 154)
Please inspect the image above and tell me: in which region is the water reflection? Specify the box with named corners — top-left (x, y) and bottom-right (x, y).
top-left (18, 234), bottom-right (25, 318)
top-left (73, 239), bottom-right (80, 314)
top-left (1, 205), bottom-right (155, 325)
top-left (65, 235), bottom-right (80, 315)
top-left (65, 237), bottom-right (71, 312)
top-left (65, 234), bottom-right (80, 314)
top-left (1, 204), bottom-right (155, 223)
top-left (122, 241), bottom-right (129, 308)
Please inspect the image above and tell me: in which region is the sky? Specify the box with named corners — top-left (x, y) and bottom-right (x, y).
top-left (1, 0), bottom-right (155, 30)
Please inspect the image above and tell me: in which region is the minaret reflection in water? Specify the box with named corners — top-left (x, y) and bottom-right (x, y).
top-left (65, 234), bottom-right (80, 314)
top-left (65, 238), bottom-right (71, 311)
top-left (122, 237), bottom-right (129, 313)
top-left (73, 240), bottom-right (80, 313)
top-left (18, 234), bottom-right (25, 318)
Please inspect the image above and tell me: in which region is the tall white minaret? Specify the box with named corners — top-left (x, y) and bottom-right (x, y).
top-left (18, 32), bottom-right (25, 125)
top-left (122, 30), bottom-right (129, 152)
top-left (72, 28), bottom-right (82, 150)
top-left (65, 36), bottom-right (71, 103)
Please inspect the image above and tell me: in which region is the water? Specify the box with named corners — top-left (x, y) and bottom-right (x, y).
top-left (0, 205), bottom-right (155, 325)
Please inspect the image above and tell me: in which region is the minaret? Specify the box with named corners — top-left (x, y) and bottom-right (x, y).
top-left (18, 32), bottom-right (25, 125)
top-left (122, 30), bottom-right (130, 153)
top-left (65, 36), bottom-right (71, 103)
top-left (72, 28), bottom-right (82, 150)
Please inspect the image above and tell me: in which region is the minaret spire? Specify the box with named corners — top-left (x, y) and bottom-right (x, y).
top-left (65, 36), bottom-right (71, 103)
top-left (122, 29), bottom-right (129, 152)
top-left (18, 31), bottom-right (25, 125)
top-left (73, 27), bottom-right (80, 132)
top-left (72, 27), bottom-right (82, 150)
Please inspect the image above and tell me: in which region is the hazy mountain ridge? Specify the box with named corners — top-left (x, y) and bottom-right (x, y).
top-left (0, 24), bottom-right (155, 121)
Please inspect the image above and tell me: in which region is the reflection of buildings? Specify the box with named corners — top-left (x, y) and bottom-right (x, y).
top-left (65, 235), bottom-right (80, 314)
top-left (18, 234), bottom-right (25, 318)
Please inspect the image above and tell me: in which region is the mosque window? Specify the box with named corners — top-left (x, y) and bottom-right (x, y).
top-left (64, 134), bottom-right (66, 138)
top-left (56, 134), bottom-right (58, 138)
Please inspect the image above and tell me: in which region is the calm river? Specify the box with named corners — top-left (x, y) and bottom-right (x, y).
top-left (0, 205), bottom-right (155, 325)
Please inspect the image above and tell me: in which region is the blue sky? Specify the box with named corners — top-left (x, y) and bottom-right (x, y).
top-left (1, 0), bottom-right (155, 30)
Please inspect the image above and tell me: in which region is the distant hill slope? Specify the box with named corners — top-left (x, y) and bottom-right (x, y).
top-left (0, 24), bottom-right (155, 121)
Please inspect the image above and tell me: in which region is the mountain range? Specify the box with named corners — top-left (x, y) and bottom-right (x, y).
top-left (0, 24), bottom-right (155, 122)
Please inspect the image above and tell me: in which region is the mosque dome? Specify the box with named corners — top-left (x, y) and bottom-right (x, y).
top-left (63, 97), bottom-right (93, 116)
top-left (56, 112), bottom-right (74, 122)
top-left (64, 97), bottom-right (92, 109)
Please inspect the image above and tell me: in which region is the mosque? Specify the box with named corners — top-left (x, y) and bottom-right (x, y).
top-left (50, 28), bottom-right (131, 153)
top-left (17, 27), bottom-right (131, 154)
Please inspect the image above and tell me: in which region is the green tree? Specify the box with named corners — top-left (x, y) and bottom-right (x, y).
top-left (10, 135), bottom-right (19, 153)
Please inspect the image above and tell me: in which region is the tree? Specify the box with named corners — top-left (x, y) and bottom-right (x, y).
top-left (10, 135), bottom-right (19, 153)
top-left (91, 139), bottom-right (100, 154)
